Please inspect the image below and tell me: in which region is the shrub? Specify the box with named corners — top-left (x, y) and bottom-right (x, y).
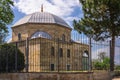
top-left (115, 65), bottom-right (120, 70)
top-left (93, 57), bottom-right (110, 70)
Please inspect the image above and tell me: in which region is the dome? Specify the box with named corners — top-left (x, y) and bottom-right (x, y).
top-left (13, 12), bottom-right (70, 28)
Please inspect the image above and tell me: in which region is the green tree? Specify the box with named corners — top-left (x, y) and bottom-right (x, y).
top-left (93, 52), bottom-right (110, 70)
top-left (0, 0), bottom-right (14, 43)
top-left (0, 44), bottom-right (25, 72)
top-left (73, 0), bottom-right (120, 71)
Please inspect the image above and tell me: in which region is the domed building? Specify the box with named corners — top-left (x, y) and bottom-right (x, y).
top-left (11, 9), bottom-right (89, 72)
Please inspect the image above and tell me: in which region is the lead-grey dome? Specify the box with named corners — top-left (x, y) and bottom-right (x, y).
top-left (13, 12), bottom-right (70, 28)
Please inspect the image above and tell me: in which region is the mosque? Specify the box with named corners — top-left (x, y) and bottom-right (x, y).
top-left (11, 6), bottom-right (89, 72)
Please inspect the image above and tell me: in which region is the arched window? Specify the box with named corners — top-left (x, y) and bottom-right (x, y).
top-left (62, 34), bottom-right (65, 41)
top-left (82, 50), bottom-right (89, 70)
top-left (51, 47), bottom-right (54, 56)
top-left (18, 33), bottom-right (21, 41)
top-left (83, 51), bottom-right (89, 57)
top-left (59, 48), bottom-right (63, 57)
top-left (67, 49), bottom-right (70, 58)
top-left (31, 31), bottom-right (52, 39)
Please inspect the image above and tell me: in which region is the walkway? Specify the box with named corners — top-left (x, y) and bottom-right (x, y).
top-left (113, 78), bottom-right (120, 80)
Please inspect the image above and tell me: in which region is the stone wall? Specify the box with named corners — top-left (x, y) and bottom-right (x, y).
top-left (93, 70), bottom-right (112, 80)
top-left (12, 23), bottom-right (71, 42)
top-left (0, 72), bottom-right (93, 80)
top-left (0, 71), bottom-right (112, 80)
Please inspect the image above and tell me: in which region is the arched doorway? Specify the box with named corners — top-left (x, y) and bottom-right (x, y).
top-left (82, 50), bottom-right (89, 70)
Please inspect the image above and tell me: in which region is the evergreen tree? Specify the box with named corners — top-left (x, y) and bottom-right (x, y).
top-left (73, 0), bottom-right (120, 71)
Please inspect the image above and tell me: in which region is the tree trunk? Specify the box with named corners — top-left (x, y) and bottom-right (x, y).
top-left (110, 35), bottom-right (115, 71)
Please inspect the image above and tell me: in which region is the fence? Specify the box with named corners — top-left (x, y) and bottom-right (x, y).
top-left (13, 36), bottom-right (90, 72)
top-left (0, 32), bottom-right (120, 73)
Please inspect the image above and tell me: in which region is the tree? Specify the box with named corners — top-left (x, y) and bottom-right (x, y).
top-left (93, 52), bottom-right (110, 70)
top-left (0, 0), bottom-right (14, 43)
top-left (73, 0), bottom-right (120, 71)
top-left (98, 52), bottom-right (106, 62)
top-left (0, 32), bottom-right (7, 44)
top-left (0, 44), bottom-right (25, 72)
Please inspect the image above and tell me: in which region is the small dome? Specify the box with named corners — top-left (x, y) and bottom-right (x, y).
top-left (13, 12), bottom-right (70, 28)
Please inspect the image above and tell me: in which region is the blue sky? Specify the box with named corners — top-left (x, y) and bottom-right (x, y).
top-left (7, 0), bottom-right (83, 41)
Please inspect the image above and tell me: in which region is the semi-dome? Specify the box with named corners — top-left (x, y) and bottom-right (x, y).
top-left (31, 31), bottom-right (52, 39)
top-left (13, 12), bottom-right (70, 28)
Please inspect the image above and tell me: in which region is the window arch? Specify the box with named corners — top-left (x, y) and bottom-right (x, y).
top-left (31, 31), bottom-right (52, 39)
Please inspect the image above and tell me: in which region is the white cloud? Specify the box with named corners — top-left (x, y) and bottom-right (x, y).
top-left (65, 14), bottom-right (83, 27)
top-left (13, 0), bottom-right (82, 25)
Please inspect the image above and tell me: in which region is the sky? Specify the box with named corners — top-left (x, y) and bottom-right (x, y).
top-left (7, 0), bottom-right (83, 41)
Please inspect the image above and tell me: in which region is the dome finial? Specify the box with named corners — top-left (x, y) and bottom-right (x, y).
top-left (41, 4), bottom-right (43, 12)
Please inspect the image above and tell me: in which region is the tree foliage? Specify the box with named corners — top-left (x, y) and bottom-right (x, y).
top-left (0, 44), bottom-right (25, 72)
top-left (0, 0), bottom-right (14, 43)
top-left (73, 0), bottom-right (120, 71)
top-left (0, 32), bottom-right (7, 44)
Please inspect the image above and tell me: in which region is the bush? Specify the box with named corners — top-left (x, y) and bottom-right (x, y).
top-left (94, 61), bottom-right (104, 70)
top-left (93, 57), bottom-right (110, 70)
top-left (115, 65), bottom-right (120, 70)
top-left (0, 44), bottom-right (25, 72)
top-left (114, 71), bottom-right (120, 77)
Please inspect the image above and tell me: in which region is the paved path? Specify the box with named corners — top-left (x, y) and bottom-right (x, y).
top-left (113, 78), bottom-right (120, 80)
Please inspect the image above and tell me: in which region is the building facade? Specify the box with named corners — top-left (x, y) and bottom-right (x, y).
top-left (11, 11), bottom-right (89, 72)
